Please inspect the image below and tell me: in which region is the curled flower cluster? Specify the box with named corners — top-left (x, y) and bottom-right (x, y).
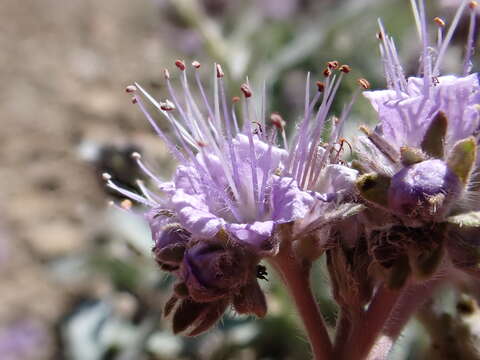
top-left (106, 59), bottom-right (360, 337)
top-left (354, 0), bottom-right (480, 289)
top-left (105, 1), bottom-right (480, 358)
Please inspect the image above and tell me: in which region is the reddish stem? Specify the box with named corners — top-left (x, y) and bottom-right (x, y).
top-left (270, 246), bottom-right (333, 360)
top-left (342, 285), bottom-right (400, 360)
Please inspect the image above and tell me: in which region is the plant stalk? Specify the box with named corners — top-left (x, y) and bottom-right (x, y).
top-left (270, 244), bottom-right (333, 360)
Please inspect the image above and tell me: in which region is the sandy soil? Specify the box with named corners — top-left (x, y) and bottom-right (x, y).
top-left (0, 0), bottom-right (176, 357)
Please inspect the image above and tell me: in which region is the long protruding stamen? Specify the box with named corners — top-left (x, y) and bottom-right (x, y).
top-left (231, 97), bottom-right (241, 133)
top-left (300, 69), bottom-right (346, 189)
top-left (258, 140), bottom-right (274, 218)
top-left (378, 20), bottom-right (402, 95)
top-left (378, 20), bottom-right (407, 94)
top-left (136, 179), bottom-right (160, 203)
top-left (410, 0), bottom-right (423, 41)
top-left (291, 72), bottom-right (313, 181)
top-left (271, 113), bottom-right (288, 151)
top-left (218, 73), bottom-right (241, 192)
top-left (198, 145), bottom-right (243, 222)
top-left (297, 78), bottom-right (335, 187)
top-left (171, 65), bottom-right (241, 202)
top-left (286, 85), bottom-right (322, 173)
top-left (309, 85), bottom-right (361, 189)
top-left (260, 80), bottom-right (267, 141)
top-left (433, 0), bottom-right (469, 75)
top-left (241, 83), bottom-right (260, 213)
top-left (131, 152), bottom-right (164, 186)
top-left (103, 173), bottom-right (156, 207)
top-left (193, 63), bottom-right (221, 143)
top-left (132, 90), bottom-right (186, 164)
top-left (418, 0), bottom-right (432, 95)
top-left (463, 2), bottom-right (477, 75)
top-left (434, 17), bottom-right (446, 50)
top-left (214, 64), bottom-right (224, 140)
top-left (166, 64), bottom-right (201, 140)
top-left (387, 37), bottom-right (408, 92)
top-left (192, 65), bottom-right (244, 199)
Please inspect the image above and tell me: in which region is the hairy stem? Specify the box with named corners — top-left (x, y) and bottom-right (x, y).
top-left (270, 244), bottom-right (333, 360)
top-left (342, 285), bottom-right (400, 360)
top-left (367, 278), bottom-right (443, 359)
top-left (334, 308), bottom-right (363, 354)
top-left (334, 310), bottom-right (352, 352)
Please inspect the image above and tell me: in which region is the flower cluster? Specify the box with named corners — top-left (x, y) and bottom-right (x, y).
top-left (105, 59), bottom-right (360, 336)
top-left (354, 0), bottom-right (480, 289)
top-left (104, 0), bottom-right (480, 358)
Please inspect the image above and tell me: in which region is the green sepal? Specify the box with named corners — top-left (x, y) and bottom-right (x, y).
top-left (356, 172), bottom-right (391, 208)
top-left (400, 146), bottom-right (426, 166)
top-left (447, 136), bottom-right (477, 185)
top-left (420, 111), bottom-right (448, 158)
top-left (387, 255), bottom-right (410, 289)
top-left (446, 211), bottom-right (480, 227)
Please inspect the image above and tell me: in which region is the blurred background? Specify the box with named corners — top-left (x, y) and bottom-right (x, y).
top-left (1, 0), bottom-right (477, 359)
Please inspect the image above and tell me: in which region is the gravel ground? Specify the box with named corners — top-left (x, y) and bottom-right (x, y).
top-left (0, 1), bottom-right (175, 357)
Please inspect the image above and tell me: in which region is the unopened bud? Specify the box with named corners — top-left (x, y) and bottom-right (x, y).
top-left (323, 68), bottom-right (332, 77)
top-left (469, 1), bottom-right (478, 10)
top-left (232, 96), bottom-right (240, 103)
top-left (192, 60), bottom-right (201, 69)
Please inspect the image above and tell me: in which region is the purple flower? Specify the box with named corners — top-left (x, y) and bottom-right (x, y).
top-left (0, 320), bottom-right (46, 360)
top-left (105, 59), bottom-right (360, 334)
top-left (353, 0), bottom-right (480, 287)
top-left (388, 159), bottom-right (463, 218)
top-left (356, 1), bottom-right (479, 223)
top-left (107, 62), bottom-right (359, 254)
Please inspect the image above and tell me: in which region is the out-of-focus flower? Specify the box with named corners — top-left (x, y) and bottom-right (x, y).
top-left (105, 58), bottom-right (360, 334)
top-left (354, 0), bottom-right (480, 287)
top-left (0, 320), bottom-right (46, 360)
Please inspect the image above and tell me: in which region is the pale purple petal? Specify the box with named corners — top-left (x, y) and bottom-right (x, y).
top-left (171, 189), bottom-right (225, 238)
top-left (365, 74), bottom-right (480, 150)
top-left (315, 164), bottom-right (358, 194)
top-left (225, 221), bottom-right (276, 255)
top-left (270, 176), bottom-right (315, 223)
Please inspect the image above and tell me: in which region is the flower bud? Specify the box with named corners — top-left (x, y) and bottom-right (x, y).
top-left (181, 241), bottom-right (256, 302)
top-left (388, 159), bottom-right (462, 219)
top-left (233, 281), bottom-right (267, 318)
top-left (153, 224), bottom-right (190, 269)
